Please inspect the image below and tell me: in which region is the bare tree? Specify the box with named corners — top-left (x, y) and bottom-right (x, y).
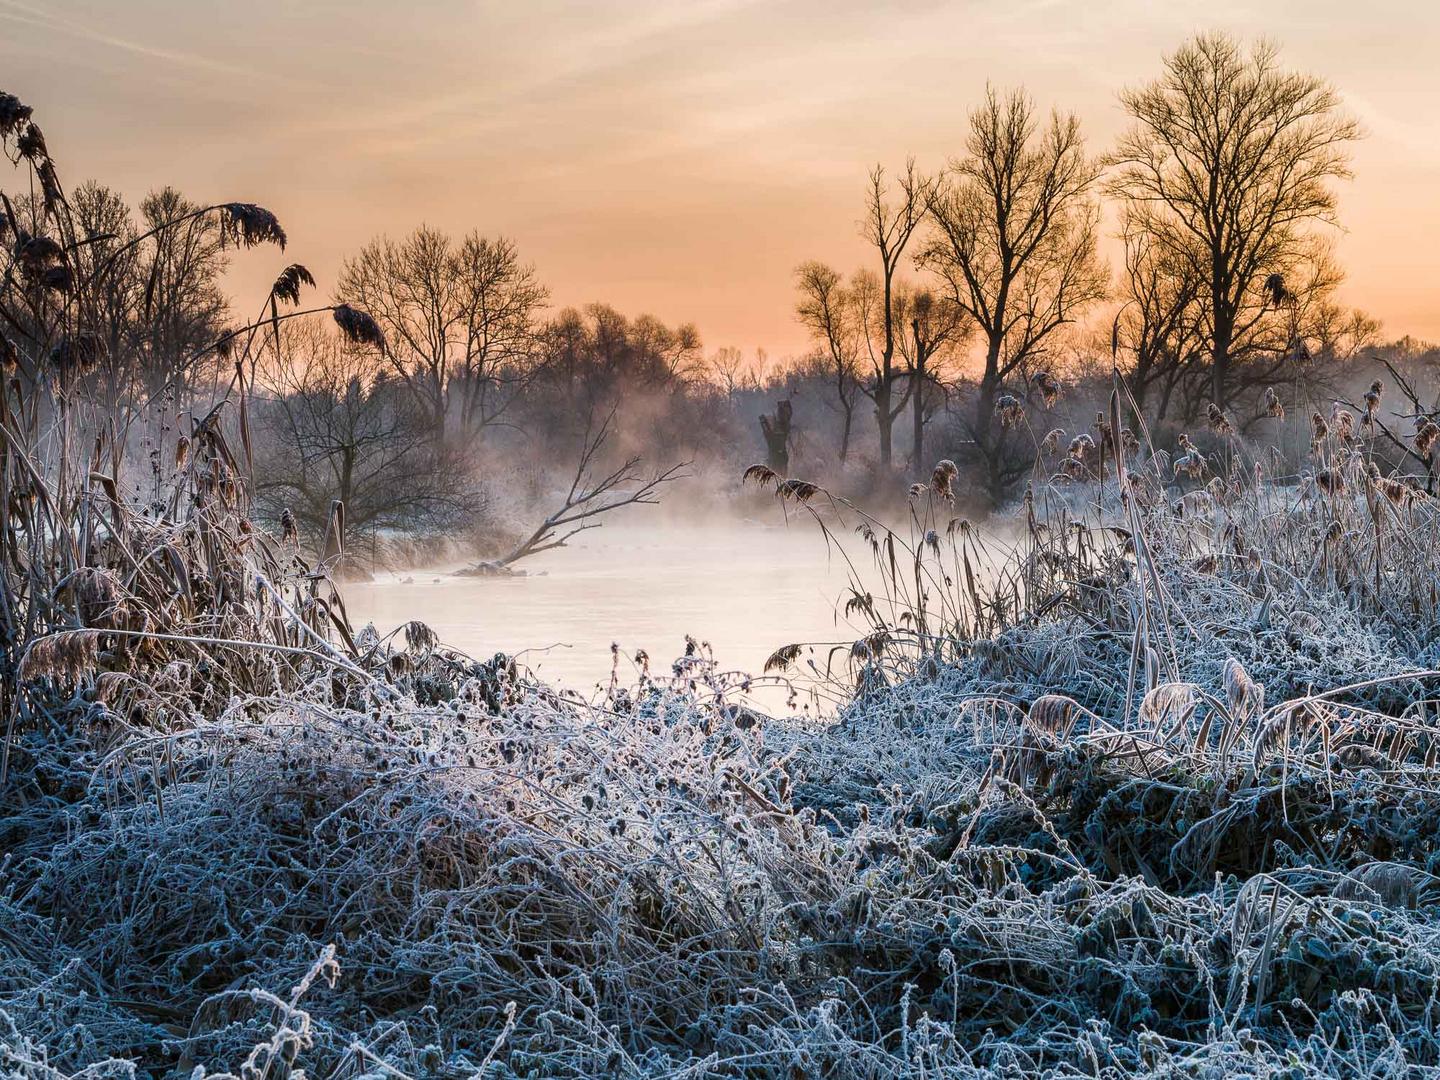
top-left (855, 162), bottom-right (933, 468)
top-left (1107, 33), bottom-right (1361, 411)
top-left (894, 285), bottom-right (969, 472)
top-left (922, 87), bottom-right (1107, 498)
top-left (1115, 211), bottom-right (1203, 421)
top-left (706, 346), bottom-right (763, 394)
top-left (254, 323), bottom-right (483, 548)
top-left (335, 227), bottom-right (546, 439)
top-left (794, 261), bottom-right (862, 463)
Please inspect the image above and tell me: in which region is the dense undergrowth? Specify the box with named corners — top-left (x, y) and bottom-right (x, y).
top-left (7, 90), bottom-right (1440, 1079)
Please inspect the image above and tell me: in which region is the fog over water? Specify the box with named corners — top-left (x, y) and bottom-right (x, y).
top-left (343, 515), bottom-right (858, 710)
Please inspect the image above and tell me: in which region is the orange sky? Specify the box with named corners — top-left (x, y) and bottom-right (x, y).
top-left (4, 0), bottom-right (1438, 360)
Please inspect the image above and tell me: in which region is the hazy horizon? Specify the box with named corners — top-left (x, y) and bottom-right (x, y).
top-left (4, 0), bottom-right (1438, 359)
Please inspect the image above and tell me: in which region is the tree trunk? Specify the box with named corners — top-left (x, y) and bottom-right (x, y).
top-left (911, 361), bottom-right (928, 475)
top-left (875, 381), bottom-right (893, 467)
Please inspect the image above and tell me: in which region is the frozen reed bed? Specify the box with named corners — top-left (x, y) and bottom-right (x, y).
top-left (7, 88), bottom-right (1440, 1077)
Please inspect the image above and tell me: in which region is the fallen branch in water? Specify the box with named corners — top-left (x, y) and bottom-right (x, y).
top-left (477, 410), bottom-right (687, 572)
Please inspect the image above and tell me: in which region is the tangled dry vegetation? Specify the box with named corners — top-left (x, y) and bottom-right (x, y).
top-left (6, 91), bottom-right (1440, 1079)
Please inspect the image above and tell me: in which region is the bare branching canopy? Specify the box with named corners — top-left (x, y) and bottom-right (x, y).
top-left (1107, 33), bottom-right (1362, 409)
top-left (922, 86), bottom-right (1107, 496)
top-left (336, 227), bottom-right (548, 437)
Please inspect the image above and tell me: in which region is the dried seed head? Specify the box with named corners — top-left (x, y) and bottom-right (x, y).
top-left (271, 263), bottom-right (316, 306)
top-left (332, 303), bottom-right (387, 352)
top-left (50, 332), bottom-right (106, 377)
top-left (1331, 402), bottom-right (1356, 441)
top-left (930, 458), bottom-right (957, 500)
top-left (1263, 272), bottom-right (1291, 307)
top-left (1414, 419), bottom-right (1439, 458)
top-left (0, 91), bottom-right (33, 140)
top-left (1364, 383), bottom-right (1382, 419)
top-left (218, 202), bottom-right (287, 249)
top-left (16, 121), bottom-right (48, 163)
top-left (1174, 451), bottom-right (1206, 480)
top-left (776, 478), bottom-right (819, 503)
top-left (1222, 657), bottom-right (1263, 725)
top-left (38, 264), bottom-right (73, 293)
top-left (18, 629), bottom-right (100, 683)
top-left (742, 463), bottom-right (778, 488)
top-left (1263, 386), bottom-right (1284, 419)
top-left (1314, 468), bottom-right (1344, 496)
top-left (1206, 403), bottom-right (1234, 437)
top-left (1030, 370), bottom-right (1061, 408)
top-left (993, 393), bottom-right (1024, 429)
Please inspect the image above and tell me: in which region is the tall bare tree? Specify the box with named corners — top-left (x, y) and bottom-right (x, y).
top-left (1107, 33), bottom-right (1361, 411)
top-left (335, 227), bottom-right (546, 439)
top-left (856, 162), bottom-right (933, 468)
top-left (794, 261), bottom-right (862, 463)
top-left (894, 285), bottom-right (968, 471)
top-left (1115, 212), bottom-right (1203, 421)
top-left (922, 87), bottom-right (1106, 497)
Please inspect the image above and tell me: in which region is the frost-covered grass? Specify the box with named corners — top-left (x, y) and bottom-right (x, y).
top-left (9, 432), bottom-right (1440, 1078)
top-left (8, 86), bottom-right (1440, 1079)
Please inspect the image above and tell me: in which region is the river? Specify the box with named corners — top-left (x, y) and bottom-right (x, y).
top-left (341, 513), bottom-right (861, 713)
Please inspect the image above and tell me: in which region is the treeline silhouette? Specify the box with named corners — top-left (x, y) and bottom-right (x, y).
top-left (5, 31), bottom-right (1438, 561)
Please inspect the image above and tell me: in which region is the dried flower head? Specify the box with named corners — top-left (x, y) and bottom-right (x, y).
top-left (1331, 403), bottom-right (1356, 442)
top-left (1263, 386), bottom-right (1284, 419)
top-left (776, 479), bottom-right (819, 503)
top-left (1040, 428), bottom-right (1063, 456)
top-left (1414, 419), bottom-right (1439, 458)
top-left (1174, 451), bottom-right (1207, 480)
top-left (0, 91), bottom-right (33, 140)
top-left (38, 264), bottom-right (73, 293)
top-left (742, 463), bottom-right (778, 488)
top-left (1206, 403), bottom-right (1234, 437)
top-left (1364, 380), bottom-right (1383, 419)
top-left (1030, 370), bottom-right (1061, 408)
top-left (15, 233), bottom-right (62, 266)
top-left (1314, 468), bottom-right (1344, 496)
top-left (218, 202), bottom-right (287, 249)
top-left (931, 458), bottom-right (958, 500)
top-left (16, 121), bottom-right (48, 163)
top-left (271, 263), bottom-right (316, 306)
top-left (18, 629), bottom-right (100, 683)
top-left (993, 393), bottom-right (1024, 429)
top-left (1262, 273), bottom-right (1291, 307)
top-left (332, 303), bottom-right (387, 352)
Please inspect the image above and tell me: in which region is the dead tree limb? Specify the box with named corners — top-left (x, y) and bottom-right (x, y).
top-left (488, 412), bottom-right (687, 570)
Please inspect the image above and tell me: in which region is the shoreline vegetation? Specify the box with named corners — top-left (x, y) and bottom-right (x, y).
top-left (6, 29), bottom-right (1440, 1078)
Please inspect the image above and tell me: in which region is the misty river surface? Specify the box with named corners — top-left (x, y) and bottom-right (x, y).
top-left (342, 516), bottom-right (859, 710)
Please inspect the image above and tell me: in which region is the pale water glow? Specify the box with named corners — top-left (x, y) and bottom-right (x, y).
top-left (342, 516), bottom-right (857, 707)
